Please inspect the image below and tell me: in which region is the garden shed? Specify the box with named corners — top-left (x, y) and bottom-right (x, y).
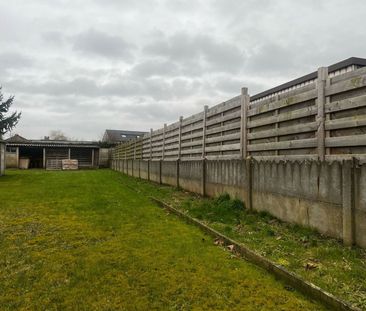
top-left (5, 135), bottom-right (100, 170)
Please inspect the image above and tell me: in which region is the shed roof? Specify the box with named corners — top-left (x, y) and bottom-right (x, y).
top-left (5, 135), bottom-right (99, 148)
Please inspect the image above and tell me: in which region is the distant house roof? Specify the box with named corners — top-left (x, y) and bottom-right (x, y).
top-left (5, 135), bottom-right (99, 148)
top-left (103, 129), bottom-right (147, 143)
top-left (5, 134), bottom-right (28, 143)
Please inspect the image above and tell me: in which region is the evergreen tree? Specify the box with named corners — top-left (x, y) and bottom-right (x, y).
top-left (0, 87), bottom-right (21, 138)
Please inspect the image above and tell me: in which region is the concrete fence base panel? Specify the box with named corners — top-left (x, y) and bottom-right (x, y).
top-left (111, 158), bottom-right (366, 248)
top-left (161, 161), bottom-right (178, 187)
top-left (149, 161), bottom-right (161, 183)
top-left (179, 160), bottom-right (203, 194)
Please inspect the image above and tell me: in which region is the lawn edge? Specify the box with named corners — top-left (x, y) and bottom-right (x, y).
top-left (150, 197), bottom-right (360, 311)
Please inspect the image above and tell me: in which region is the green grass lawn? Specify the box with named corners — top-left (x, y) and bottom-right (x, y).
top-left (117, 171), bottom-right (366, 310)
top-left (0, 170), bottom-right (325, 310)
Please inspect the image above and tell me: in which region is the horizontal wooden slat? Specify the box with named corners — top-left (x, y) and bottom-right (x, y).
top-left (181, 122), bottom-right (203, 133)
top-left (204, 155), bottom-right (241, 160)
top-left (181, 140), bottom-right (203, 148)
top-left (326, 135), bottom-right (366, 147)
top-left (206, 110), bottom-right (241, 127)
top-left (180, 148), bottom-right (202, 155)
top-left (330, 66), bottom-right (366, 84)
top-left (248, 106), bottom-right (317, 128)
top-left (248, 138), bottom-right (317, 151)
top-left (253, 155), bottom-right (318, 162)
top-left (206, 121), bottom-right (241, 135)
top-left (206, 96), bottom-right (241, 118)
top-left (325, 115), bottom-right (366, 130)
top-left (181, 112), bottom-right (203, 126)
top-left (248, 122), bottom-right (317, 140)
top-left (325, 94), bottom-right (366, 113)
top-left (205, 143), bottom-right (241, 152)
top-left (248, 89), bottom-right (317, 117)
top-left (326, 73), bottom-right (366, 96)
top-left (206, 133), bottom-right (240, 144)
top-left (181, 131), bottom-right (204, 141)
top-left (250, 83), bottom-right (316, 107)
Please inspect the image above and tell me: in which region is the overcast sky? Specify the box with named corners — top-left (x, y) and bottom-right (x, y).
top-left (1, 0), bottom-right (365, 140)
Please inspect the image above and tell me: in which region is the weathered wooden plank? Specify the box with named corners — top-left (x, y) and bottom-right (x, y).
top-left (248, 138), bottom-right (317, 151)
top-left (206, 96), bottom-right (241, 118)
top-left (330, 66), bottom-right (366, 84)
top-left (181, 130), bottom-right (204, 141)
top-left (325, 115), bottom-right (366, 130)
top-left (163, 150), bottom-right (179, 156)
top-left (205, 155), bottom-right (241, 160)
top-left (325, 94), bottom-right (366, 113)
top-left (247, 106), bottom-right (317, 128)
top-left (206, 133), bottom-right (240, 144)
top-left (248, 122), bottom-right (318, 140)
top-left (325, 73), bottom-right (366, 96)
top-left (248, 89), bottom-right (317, 117)
top-left (181, 122), bottom-right (203, 134)
top-left (205, 143), bottom-right (241, 152)
top-left (181, 112), bottom-right (203, 126)
top-left (250, 83), bottom-right (316, 108)
top-left (205, 121), bottom-right (241, 135)
top-left (206, 110), bottom-right (241, 127)
top-left (253, 155), bottom-right (318, 161)
top-left (325, 134), bottom-right (366, 147)
top-left (180, 148), bottom-right (202, 155)
top-left (181, 140), bottom-right (203, 148)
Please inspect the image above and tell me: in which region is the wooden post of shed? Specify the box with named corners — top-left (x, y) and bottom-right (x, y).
top-left (317, 67), bottom-right (328, 161)
top-left (43, 148), bottom-right (46, 169)
top-left (240, 87), bottom-right (250, 159)
top-left (16, 147), bottom-right (19, 168)
top-left (91, 149), bottom-right (95, 167)
top-left (68, 148), bottom-right (71, 160)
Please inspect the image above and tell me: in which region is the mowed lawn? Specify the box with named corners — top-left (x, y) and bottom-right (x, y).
top-left (0, 170), bottom-right (326, 310)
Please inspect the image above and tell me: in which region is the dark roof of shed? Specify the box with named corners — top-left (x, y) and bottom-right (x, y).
top-left (6, 135), bottom-right (99, 148)
top-left (104, 129), bottom-right (147, 142)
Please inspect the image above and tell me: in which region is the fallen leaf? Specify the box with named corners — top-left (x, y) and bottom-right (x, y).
top-left (227, 244), bottom-right (235, 251)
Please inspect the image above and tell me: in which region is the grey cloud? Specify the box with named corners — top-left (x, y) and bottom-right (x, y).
top-left (128, 60), bottom-right (180, 78)
top-left (42, 31), bottom-right (64, 46)
top-left (0, 52), bottom-right (33, 71)
top-left (72, 28), bottom-right (135, 60)
top-left (144, 32), bottom-right (245, 74)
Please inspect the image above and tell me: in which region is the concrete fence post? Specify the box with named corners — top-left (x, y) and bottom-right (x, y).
top-left (159, 160), bottom-right (162, 184)
top-left (342, 159), bottom-right (355, 246)
top-left (201, 158), bottom-right (206, 196)
top-left (148, 160), bottom-right (150, 181)
top-left (240, 87), bottom-right (250, 159)
top-left (246, 157), bottom-right (253, 210)
top-left (202, 105), bottom-right (208, 159)
top-left (176, 159), bottom-right (180, 188)
top-left (317, 67), bottom-right (328, 161)
top-left (138, 159), bottom-right (141, 179)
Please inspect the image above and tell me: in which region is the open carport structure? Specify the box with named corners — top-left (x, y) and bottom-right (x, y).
top-left (5, 134), bottom-right (99, 170)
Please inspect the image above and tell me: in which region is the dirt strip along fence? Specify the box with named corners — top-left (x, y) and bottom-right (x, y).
top-left (111, 58), bottom-right (366, 248)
